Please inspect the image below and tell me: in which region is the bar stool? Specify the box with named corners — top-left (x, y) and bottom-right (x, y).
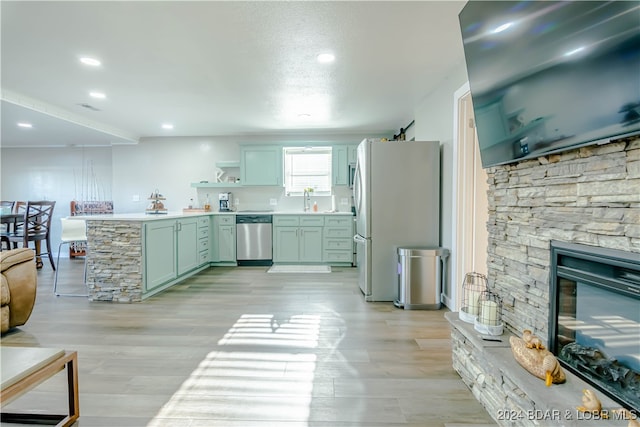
top-left (54, 218), bottom-right (88, 297)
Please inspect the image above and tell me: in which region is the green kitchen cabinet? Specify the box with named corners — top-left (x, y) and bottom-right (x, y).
top-left (347, 143), bottom-right (358, 164)
top-left (197, 216), bottom-right (211, 266)
top-left (273, 215), bottom-right (324, 263)
top-left (273, 226), bottom-right (323, 262)
top-left (332, 145), bottom-right (349, 186)
top-left (145, 216), bottom-right (208, 293)
top-left (145, 219), bottom-right (178, 291)
top-left (240, 145), bottom-right (282, 186)
top-left (177, 217), bottom-right (199, 275)
top-left (299, 227), bottom-right (323, 261)
top-left (213, 215), bottom-right (236, 262)
top-left (323, 215), bottom-right (354, 265)
top-left (273, 226), bottom-right (299, 262)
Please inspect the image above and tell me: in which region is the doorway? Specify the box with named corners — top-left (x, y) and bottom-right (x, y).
top-left (447, 82), bottom-right (489, 311)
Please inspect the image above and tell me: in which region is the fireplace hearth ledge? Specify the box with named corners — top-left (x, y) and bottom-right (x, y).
top-left (446, 312), bottom-right (630, 427)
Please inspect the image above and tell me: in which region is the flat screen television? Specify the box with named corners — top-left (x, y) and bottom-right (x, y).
top-left (459, 1), bottom-right (640, 168)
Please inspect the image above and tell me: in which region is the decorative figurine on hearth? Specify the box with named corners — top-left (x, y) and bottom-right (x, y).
top-left (522, 329), bottom-right (545, 350)
top-left (576, 389), bottom-right (608, 419)
top-left (510, 330), bottom-right (566, 387)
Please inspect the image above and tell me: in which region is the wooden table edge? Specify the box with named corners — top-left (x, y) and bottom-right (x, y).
top-left (0, 350), bottom-right (79, 427)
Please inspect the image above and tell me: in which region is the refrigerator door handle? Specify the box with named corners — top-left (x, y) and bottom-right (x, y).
top-left (352, 161), bottom-right (362, 216)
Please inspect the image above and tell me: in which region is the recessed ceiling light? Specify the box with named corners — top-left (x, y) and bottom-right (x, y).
top-left (298, 113), bottom-right (311, 118)
top-left (17, 122), bottom-right (33, 128)
top-left (80, 57), bottom-right (101, 66)
top-left (89, 91), bottom-right (106, 99)
top-left (317, 53), bottom-right (335, 63)
top-left (161, 123), bottom-right (174, 130)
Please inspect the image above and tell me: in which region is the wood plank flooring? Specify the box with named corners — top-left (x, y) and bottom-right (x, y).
top-left (1, 259), bottom-right (496, 427)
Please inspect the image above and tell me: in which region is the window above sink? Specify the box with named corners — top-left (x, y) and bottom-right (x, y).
top-left (283, 146), bottom-right (332, 196)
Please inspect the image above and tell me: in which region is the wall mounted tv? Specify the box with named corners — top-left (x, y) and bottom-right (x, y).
top-left (459, 1), bottom-right (640, 168)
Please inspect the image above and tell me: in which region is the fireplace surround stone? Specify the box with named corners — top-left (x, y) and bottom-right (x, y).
top-left (449, 137), bottom-right (639, 425)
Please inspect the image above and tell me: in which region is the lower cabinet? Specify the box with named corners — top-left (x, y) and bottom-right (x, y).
top-left (145, 220), bottom-right (178, 291)
top-left (144, 216), bottom-right (209, 293)
top-left (273, 216), bottom-right (324, 263)
top-left (212, 214), bottom-right (236, 263)
top-left (273, 214), bottom-right (353, 264)
top-left (197, 216), bottom-right (210, 265)
top-left (177, 217), bottom-right (199, 275)
top-left (323, 216), bottom-right (354, 264)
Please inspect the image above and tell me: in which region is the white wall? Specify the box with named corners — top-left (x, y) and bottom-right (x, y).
top-left (413, 61), bottom-right (469, 305)
top-left (0, 146), bottom-right (112, 253)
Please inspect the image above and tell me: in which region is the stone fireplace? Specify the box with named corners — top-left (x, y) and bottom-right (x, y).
top-left (447, 137), bottom-right (640, 425)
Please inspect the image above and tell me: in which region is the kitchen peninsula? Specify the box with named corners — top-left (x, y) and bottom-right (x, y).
top-left (79, 211), bottom-right (353, 302)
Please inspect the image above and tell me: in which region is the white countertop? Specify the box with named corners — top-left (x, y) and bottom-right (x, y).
top-left (75, 210), bottom-right (354, 221)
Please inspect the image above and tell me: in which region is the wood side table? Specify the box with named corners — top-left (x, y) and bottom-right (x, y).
top-left (0, 347), bottom-right (79, 426)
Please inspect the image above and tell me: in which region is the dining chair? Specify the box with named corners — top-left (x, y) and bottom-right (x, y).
top-left (0, 201), bottom-right (15, 212)
top-left (54, 218), bottom-right (88, 296)
top-left (11, 201), bottom-right (27, 232)
top-left (7, 201), bottom-right (56, 269)
top-left (1, 201), bottom-right (16, 250)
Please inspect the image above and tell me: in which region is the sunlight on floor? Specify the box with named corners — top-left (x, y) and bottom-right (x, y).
top-left (150, 314), bottom-right (321, 425)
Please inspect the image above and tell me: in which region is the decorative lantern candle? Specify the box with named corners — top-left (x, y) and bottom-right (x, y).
top-left (479, 300), bottom-right (498, 325)
top-left (460, 272), bottom-right (488, 323)
top-left (474, 289), bottom-right (503, 336)
top-left (468, 290), bottom-right (482, 315)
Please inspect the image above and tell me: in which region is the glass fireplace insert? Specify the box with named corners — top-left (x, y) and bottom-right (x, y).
top-left (549, 241), bottom-right (640, 412)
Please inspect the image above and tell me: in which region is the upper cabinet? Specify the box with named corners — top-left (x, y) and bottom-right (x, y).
top-left (348, 143), bottom-right (358, 165)
top-left (192, 143), bottom-right (359, 189)
top-left (240, 145), bottom-right (282, 186)
top-left (333, 144), bottom-right (357, 186)
top-left (332, 145), bottom-right (349, 186)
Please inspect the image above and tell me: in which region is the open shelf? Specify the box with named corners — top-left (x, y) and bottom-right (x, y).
top-left (191, 182), bottom-right (242, 188)
top-left (215, 160), bottom-right (240, 168)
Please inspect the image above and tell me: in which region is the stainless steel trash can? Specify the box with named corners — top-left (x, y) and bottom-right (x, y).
top-left (394, 247), bottom-right (449, 310)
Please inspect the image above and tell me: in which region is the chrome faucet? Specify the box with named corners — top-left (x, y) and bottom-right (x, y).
top-left (303, 189), bottom-right (311, 212)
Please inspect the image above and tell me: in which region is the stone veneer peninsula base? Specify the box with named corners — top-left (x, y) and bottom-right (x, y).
top-left (82, 213), bottom-right (212, 302)
top-left (445, 312), bottom-right (631, 427)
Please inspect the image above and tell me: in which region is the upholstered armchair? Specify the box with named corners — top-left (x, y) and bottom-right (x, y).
top-left (1, 248), bottom-right (37, 333)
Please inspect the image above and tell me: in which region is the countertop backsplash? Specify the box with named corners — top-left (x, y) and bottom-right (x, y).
top-left (194, 186), bottom-right (353, 213)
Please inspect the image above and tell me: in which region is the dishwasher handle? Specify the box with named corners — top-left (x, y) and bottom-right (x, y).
top-left (236, 215), bottom-right (273, 224)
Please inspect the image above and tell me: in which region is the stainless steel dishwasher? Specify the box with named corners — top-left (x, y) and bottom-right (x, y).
top-left (236, 215), bottom-right (273, 266)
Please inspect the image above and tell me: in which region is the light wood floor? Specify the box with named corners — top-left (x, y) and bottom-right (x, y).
top-left (1, 259), bottom-right (496, 427)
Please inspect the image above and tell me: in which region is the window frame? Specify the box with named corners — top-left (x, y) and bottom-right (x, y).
top-left (283, 146), bottom-right (333, 196)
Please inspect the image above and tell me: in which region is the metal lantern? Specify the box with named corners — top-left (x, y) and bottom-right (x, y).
top-left (460, 272), bottom-right (488, 323)
top-left (474, 289), bottom-right (504, 336)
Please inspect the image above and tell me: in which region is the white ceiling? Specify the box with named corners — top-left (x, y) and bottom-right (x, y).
top-left (1, 1), bottom-right (467, 148)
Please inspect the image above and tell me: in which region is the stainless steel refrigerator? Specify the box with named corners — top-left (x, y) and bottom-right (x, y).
top-left (353, 139), bottom-right (440, 301)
